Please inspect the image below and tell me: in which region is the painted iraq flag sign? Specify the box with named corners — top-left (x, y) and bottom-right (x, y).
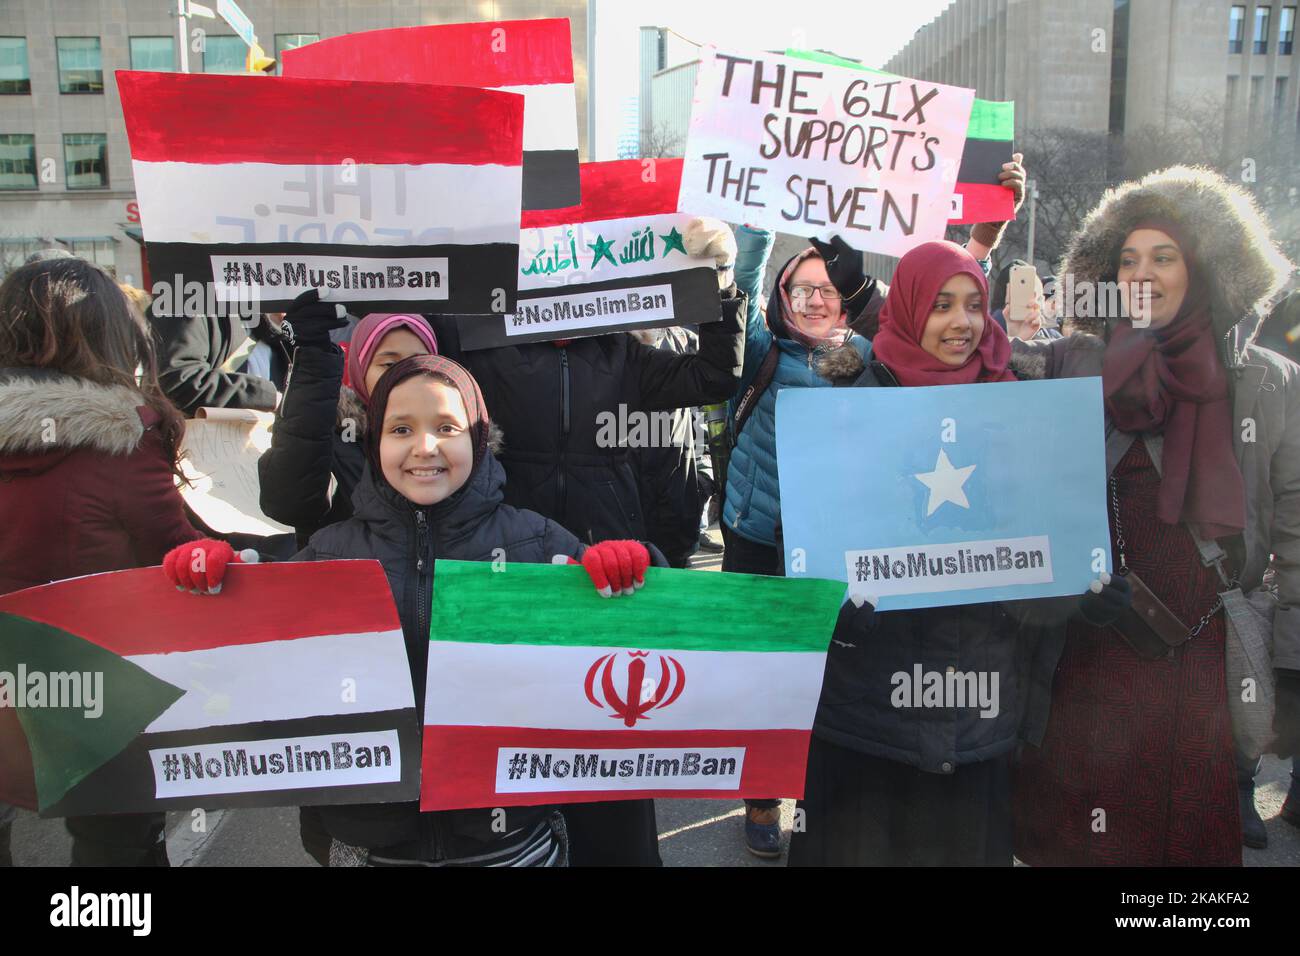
top-left (0, 561), bottom-right (420, 815)
top-left (455, 158), bottom-right (723, 350)
top-left (117, 70), bottom-right (523, 315)
top-left (281, 17), bottom-right (581, 210)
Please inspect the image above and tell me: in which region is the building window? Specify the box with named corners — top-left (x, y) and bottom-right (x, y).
top-left (1230, 5), bottom-right (1246, 52)
top-left (273, 33), bottom-right (319, 74)
top-left (63, 133), bottom-right (107, 189)
top-left (1282, 6), bottom-right (1296, 54)
top-left (61, 239), bottom-right (116, 272)
top-left (1108, 0), bottom-right (1131, 135)
top-left (1276, 76), bottom-right (1288, 116)
top-left (0, 133), bottom-right (37, 189)
top-left (0, 37), bottom-right (30, 94)
top-left (130, 37), bottom-right (175, 72)
top-left (57, 37), bottom-right (103, 93)
top-left (1255, 5), bottom-right (1272, 53)
top-left (202, 35), bottom-right (247, 74)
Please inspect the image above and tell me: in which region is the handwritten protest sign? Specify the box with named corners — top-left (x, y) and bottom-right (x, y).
top-left (456, 159), bottom-right (721, 349)
top-left (776, 379), bottom-right (1110, 611)
top-left (679, 48), bottom-right (975, 257)
top-left (0, 562), bottom-right (419, 815)
top-left (117, 71), bottom-right (523, 315)
top-left (175, 408), bottom-right (291, 538)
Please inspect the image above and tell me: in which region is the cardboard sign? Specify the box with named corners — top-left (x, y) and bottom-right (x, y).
top-left (175, 408), bottom-right (291, 538)
top-left (0, 562), bottom-right (420, 815)
top-left (117, 70), bottom-right (523, 315)
top-left (457, 159), bottom-right (721, 349)
top-left (776, 379), bottom-right (1110, 611)
top-left (679, 48), bottom-right (975, 257)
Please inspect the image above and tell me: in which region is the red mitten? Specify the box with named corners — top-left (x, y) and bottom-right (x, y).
top-left (575, 540), bottom-right (650, 598)
top-left (162, 539), bottom-right (256, 595)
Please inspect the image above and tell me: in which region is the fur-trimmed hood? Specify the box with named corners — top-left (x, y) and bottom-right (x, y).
top-left (0, 369), bottom-right (149, 464)
top-left (1058, 165), bottom-right (1294, 351)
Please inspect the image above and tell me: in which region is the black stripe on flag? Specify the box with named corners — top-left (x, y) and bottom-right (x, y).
top-left (522, 149), bottom-right (581, 210)
top-left (956, 137), bottom-right (1013, 187)
top-left (145, 242), bottom-right (519, 315)
top-left (41, 709), bottom-right (421, 816)
top-left (455, 267), bottom-right (722, 350)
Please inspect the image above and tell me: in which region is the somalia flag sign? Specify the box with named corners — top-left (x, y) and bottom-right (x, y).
top-left (420, 560), bottom-right (844, 810)
top-left (775, 378), bottom-right (1110, 611)
top-left (0, 561), bottom-right (419, 815)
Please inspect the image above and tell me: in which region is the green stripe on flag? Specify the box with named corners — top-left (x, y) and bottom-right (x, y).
top-left (430, 561), bottom-right (845, 653)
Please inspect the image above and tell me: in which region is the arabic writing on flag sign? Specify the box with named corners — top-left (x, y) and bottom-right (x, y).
top-left (775, 379), bottom-right (1111, 611)
top-left (421, 560), bottom-right (844, 810)
top-left (0, 561), bottom-right (420, 815)
top-left (456, 159), bottom-right (723, 349)
top-left (117, 70), bottom-right (523, 315)
top-left (282, 18), bottom-right (580, 210)
top-left (678, 47), bottom-right (974, 257)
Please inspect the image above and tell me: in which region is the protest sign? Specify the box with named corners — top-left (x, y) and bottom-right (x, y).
top-left (176, 408), bottom-right (292, 538)
top-left (421, 560), bottom-right (843, 810)
top-left (0, 561), bottom-right (419, 815)
top-left (678, 48), bottom-right (975, 257)
top-left (775, 379), bottom-right (1110, 611)
top-left (117, 70), bottom-right (523, 315)
top-left (456, 158), bottom-right (722, 349)
top-left (786, 49), bottom-right (1016, 225)
top-left (282, 18), bottom-right (580, 210)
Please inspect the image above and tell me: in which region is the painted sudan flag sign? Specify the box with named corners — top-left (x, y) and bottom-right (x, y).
top-left (117, 70), bottom-right (523, 315)
top-left (0, 561), bottom-right (419, 815)
top-left (456, 159), bottom-right (723, 350)
top-left (420, 561), bottom-right (843, 810)
top-left (282, 18), bottom-right (580, 210)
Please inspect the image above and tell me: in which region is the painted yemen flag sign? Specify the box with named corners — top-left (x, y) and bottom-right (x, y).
top-left (117, 70), bottom-right (523, 315)
top-left (0, 561), bottom-right (419, 815)
top-left (282, 18), bottom-right (579, 210)
top-left (455, 158), bottom-right (722, 350)
top-left (421, 561), bottom-right (843, 810)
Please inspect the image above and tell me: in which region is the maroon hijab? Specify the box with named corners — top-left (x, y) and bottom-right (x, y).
top-left (870, 240), bottom-right (1015, 387)
top-left (1101, 222), bottom-right (1245, 539)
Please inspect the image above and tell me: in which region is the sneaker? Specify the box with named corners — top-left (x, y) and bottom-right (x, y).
top-left (1281, 773), bottom-right (1300, 830)
top-left (1239, 777), bottom-right (1267, 849)
top-left (744, 805), bottom-right (782, 859)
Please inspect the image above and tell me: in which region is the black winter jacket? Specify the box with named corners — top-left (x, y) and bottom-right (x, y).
top-left (150, 307), bottom-right (288, 415)
top-left (293, 448), bottom-right (583, 858)
top-left (430, 287), bottom-right (746, 544)
top-left (813, 360), bottom-right (1042, 774)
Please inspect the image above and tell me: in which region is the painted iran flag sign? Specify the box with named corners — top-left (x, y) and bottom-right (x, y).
top-left (282, 18), bottom-right (580, 210)
top-left (116, 70), bottom-right (523, 315)
top-left (421, 561), bottom-right (843, 810)
top-left (455, 159), bottom-right (723, 350)
top-left (0, 561), bottom-right (419, 815)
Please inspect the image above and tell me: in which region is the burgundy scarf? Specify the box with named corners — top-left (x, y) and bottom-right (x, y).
top-left (1101, 228), bottom-right (1245, 540)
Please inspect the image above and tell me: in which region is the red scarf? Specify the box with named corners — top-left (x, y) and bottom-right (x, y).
top-left (870, 240), bottom-right (1015, 387)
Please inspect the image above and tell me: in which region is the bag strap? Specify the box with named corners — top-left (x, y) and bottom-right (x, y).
top-left (733, 344), bottom-right (781, 437)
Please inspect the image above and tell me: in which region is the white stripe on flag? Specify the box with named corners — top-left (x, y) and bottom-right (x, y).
top-left (132, 630), bottom-right (414, 733)
top-left (422, 642), bottom-right (826, 732)
top-left (492, 83), bottom-right (579, 152)
top-left (132, 161), bottom-right (522, 246)
top-left (519, 213), bottom-right (703, 292)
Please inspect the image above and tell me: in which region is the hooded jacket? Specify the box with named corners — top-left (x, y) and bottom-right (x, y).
top-left (723, 227), bottom-right (872, 547)
top-left (1006, 165), bottom-right (1299, 742)
top-left (0, 368), bottom-right (200, 596)
top-left (149, 306), bottom-right (288, 415)
top-left (291, 440), bottom-right (584, 858)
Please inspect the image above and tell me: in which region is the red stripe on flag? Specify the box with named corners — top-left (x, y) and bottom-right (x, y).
top-left (116, 71), bottom-right (523, 166)
top-left (521, 159), bottom-right (683, 228)
top-left (0, 561), bottom-right (400, 657)
top-left (948, 182), bottom-right (1015, 226)
top-left (420, 725), bottom-right (811, 811)
top-left (282, 19), bottom-right (574, 86)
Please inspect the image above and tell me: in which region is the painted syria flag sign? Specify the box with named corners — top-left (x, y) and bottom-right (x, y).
top-left (420, 560), bottom-right (844, 810)
top-left (281, 18), bottom-right (580, 210)
top-left (117, 70), bottom-right (523, 315)
top-left (0, 562), bottom-right (419, 815)
top-left (455, 158), bottom-right (723, 350)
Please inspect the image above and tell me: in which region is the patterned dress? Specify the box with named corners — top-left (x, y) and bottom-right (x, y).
top-left (1012, 441), bottom-right (1240, 866)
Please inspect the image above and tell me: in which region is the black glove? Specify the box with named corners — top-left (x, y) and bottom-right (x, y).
top-left (1273, 669), bottom-right (1300, 759)
top-left (1077, 573), bottom-right (1132, 627)
top-left (282, 289), bottom-right (348, 350)
top-left (832, 594), bottom-right (876, 647)
top-left (809, 235), bottom-right (872, 315)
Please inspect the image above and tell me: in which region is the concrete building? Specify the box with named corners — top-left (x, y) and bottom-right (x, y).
top-left (636, 24), bottom-right (695, 156)
top-left (0, 0), bottom-right (590, 280)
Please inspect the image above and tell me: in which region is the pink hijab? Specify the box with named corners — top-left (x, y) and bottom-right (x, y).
top-left (344, 313), bottom-right (439, 403)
